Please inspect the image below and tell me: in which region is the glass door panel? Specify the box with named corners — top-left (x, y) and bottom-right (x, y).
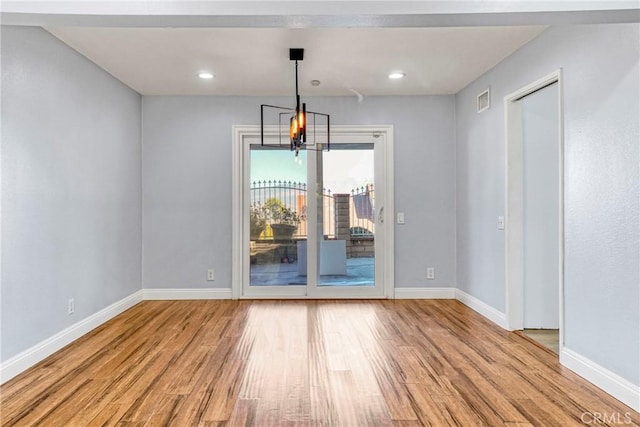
top-left (249, 146), bottom-right (308, 288)
top-left (318, 144), bottom-right (375, 287)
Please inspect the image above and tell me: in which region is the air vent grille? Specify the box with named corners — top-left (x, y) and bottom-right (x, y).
top-left (477, 88), bottom-right (490, 113)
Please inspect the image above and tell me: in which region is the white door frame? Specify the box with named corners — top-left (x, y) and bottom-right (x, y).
top-left (504, 69), bottom-right (564, 346)
top-left (231, 124), bottom-right (395, 299)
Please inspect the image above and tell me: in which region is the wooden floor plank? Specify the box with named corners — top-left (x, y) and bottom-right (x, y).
top-left (1, 299), bottom-right (638, 426)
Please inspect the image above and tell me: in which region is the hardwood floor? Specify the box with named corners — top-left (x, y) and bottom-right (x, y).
top-left (1, 300), bottom-right (638, 426)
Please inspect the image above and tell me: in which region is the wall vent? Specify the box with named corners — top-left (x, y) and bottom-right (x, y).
top-left (477, 88), bottom-right (490, 113)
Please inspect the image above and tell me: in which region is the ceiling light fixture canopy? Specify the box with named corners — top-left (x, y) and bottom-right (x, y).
top-left (261, 48), bottom-right (330, 156)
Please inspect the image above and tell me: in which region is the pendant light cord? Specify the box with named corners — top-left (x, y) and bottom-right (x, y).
top-left (295, 60), bottom-right (300, 111)
top-left (295, 60), bottom-right (299, 97)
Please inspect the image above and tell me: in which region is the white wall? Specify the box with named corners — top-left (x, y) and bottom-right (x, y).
top-left (456, 24), bottom-right (639, 385)
top-left (1, 26), bottom-right (142, 362)
top-left (141, 96), bottom-right (456, 290)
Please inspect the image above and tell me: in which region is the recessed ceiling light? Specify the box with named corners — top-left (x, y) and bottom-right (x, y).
top-left (388, 72), bottom-right (406, 79)
top-left (198, 72), bottom-right (214, 79)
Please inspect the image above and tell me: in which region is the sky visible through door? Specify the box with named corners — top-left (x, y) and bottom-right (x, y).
top-left (251, 149), bottom-right (374, 193)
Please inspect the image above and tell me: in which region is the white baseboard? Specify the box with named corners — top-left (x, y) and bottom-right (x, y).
top-left (143, 288), bottom-right (233, 300)
top-left (455, 289), bottom-right (508, 329)
top-left (394, 287), bottom-right (456, 299)
top-left (0, 290), bottom-right (143, 384)
top-left (393, 287), bottom-right (508, 331)
top-left (560, 347), bottom-right (640, 412)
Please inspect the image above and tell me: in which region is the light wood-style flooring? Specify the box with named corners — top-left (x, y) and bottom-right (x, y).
top-left (1, 300), bottom-right (638, 426)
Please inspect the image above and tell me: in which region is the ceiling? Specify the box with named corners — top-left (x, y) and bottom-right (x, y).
top-left (46, 26), bottom-right (547, 96)
top-left (23, 1), bottom-right (635, 97)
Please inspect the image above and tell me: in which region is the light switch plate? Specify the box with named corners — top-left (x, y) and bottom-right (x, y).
top-left (397, 212), bottom-right (405, 224)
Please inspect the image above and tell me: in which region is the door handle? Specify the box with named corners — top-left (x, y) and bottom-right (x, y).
top-left (378, 206), bottom-right (384, 224)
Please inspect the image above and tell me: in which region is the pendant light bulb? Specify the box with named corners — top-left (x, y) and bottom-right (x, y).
top-left (290, 116), bottom-right (299, 141)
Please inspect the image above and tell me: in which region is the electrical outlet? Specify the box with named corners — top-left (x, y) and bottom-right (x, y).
top-left (497, 216), bottom-right (505, 230)
top-left (427, 268), bottom-right (435, 280)
top-left (207, 269), bottom-right (215, 281)
top-left (68, 298), bottom-right (74, 315)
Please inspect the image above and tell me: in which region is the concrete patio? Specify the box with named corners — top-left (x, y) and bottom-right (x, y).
top-left (250, 257), bottom-right (374, 286)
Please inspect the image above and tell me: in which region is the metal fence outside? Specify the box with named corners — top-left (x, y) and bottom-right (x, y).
top-left (249, 180), bottom-right (334, 239)
top-left (249, 180), bottom-right (373, 240)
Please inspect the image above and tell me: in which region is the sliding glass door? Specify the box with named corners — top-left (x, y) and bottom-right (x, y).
top-left (239, 128), bottom-right (389, 298)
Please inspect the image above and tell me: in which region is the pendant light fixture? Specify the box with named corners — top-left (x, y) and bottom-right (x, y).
top-left (261, 48), bottom-right (330, 156)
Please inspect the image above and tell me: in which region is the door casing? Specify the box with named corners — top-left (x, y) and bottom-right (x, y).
top-left (504, 70), bottom-right (564, 346)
